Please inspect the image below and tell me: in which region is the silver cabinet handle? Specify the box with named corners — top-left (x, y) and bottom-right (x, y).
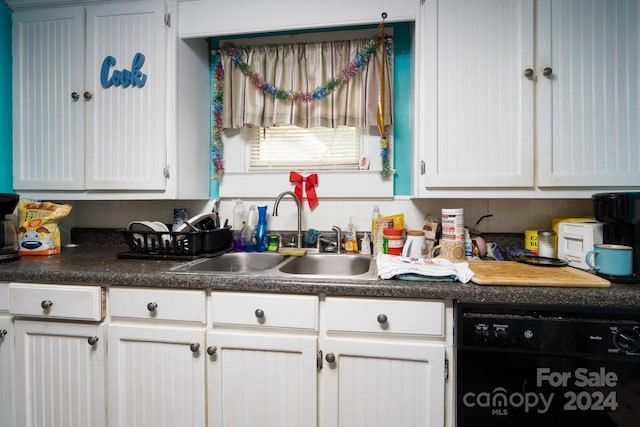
top-left (325, 352), bottom-right (336, 363)
top-left (207, 346), bottom-right (217, 356)
top-left (41, 300), bottom-right (53, 310)
top-left (147, 302), bottom-right (157, 312)
top-left (523, 68), bottom-right (534, 78)
top-left (71, 91), bottom-right (80, 101)
top-left (83, 91), bottom-right (93, 100)
top-left (190, 343), bottom-right (200, 353)
top-left (87, 336), bottom-right (99, 346)
top-left (543, 67), bottom-right (553, 77)
top-left (254, 308), bottom-right (264, 319)
top-left (0, 329), bottom-right (7, 338)
top-left (377, 314), bottom-right (388, 324)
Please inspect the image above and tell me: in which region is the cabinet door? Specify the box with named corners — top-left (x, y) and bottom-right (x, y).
top-left (419, 0), bottom-right (534, 189)
top-left (108, 323), bottom-right (206, 427)
top-left (0, 316), bottom-right (12, 427)
top-left (207, 330), bottom-right (318, 427)
top-left (537, 0), bottom-right (640, 187)
top-left (13, 320), bottom-right (106, 427)
top-left (85, 1), bottom-right (168, 190)
top-left (12, 7), bottom-right (85, 190)
top-left (319, 338), bottom-right (445, 427)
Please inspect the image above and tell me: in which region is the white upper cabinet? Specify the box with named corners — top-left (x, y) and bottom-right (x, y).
top-left (11, 0), bottom-right (210, 200)
top-left (12, 7), bottom-right (86, 191)
top-left (84, 2), bottom-right (168, 190)
top-left (536, 0), bottom-right (640, 187)
top-left (418, 0), bottom-right (534, 190)
top-left (417, 0), bottom-right (640, 197)
top-left (13, 1), bottom-right (168, 192)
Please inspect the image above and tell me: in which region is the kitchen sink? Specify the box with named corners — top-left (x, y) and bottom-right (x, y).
top-left (171, 251), bottom-right (287, 273)
top-left (276, 253), bottom-right (375, 279)
top-left (170, 251), bottom-right (377, 280)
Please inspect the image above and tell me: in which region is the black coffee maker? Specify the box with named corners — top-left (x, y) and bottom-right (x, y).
top-left (592, 192), bottom-right (640, 284)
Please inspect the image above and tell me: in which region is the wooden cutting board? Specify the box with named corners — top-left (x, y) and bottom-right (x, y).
top-left (467, 260), bottom-right (611, 287)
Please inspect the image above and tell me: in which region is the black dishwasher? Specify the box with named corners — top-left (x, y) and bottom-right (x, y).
top-left (455, 302), bottom-right (640, 427)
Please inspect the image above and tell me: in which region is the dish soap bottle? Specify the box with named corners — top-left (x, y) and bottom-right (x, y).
top-left (254, 205), bottom-right (269, 252)
top-left (344, 216), bottom-right (359, 254)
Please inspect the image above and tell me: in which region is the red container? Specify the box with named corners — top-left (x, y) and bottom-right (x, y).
top-left (383, 228), bottom-right (405, 255)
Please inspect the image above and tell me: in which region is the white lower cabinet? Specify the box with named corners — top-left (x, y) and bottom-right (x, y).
top-left (320, 297), bottom-right (447, 427)
top-left (9, 283), bottom-right (107, 427)
top-left (207, 292), bottom-right (319, 427)
top-left (108, 287), bottom-right (207, 427)
top-left (0, 282), bottom-right (13, 427)
top-left (4, 284), bottom-right (450, 427)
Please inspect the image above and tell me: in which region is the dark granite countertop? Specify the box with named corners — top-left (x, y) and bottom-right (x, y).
top-left (1, 244), bottom-right (639, 309)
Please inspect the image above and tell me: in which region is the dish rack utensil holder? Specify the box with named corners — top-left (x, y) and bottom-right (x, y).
top-left (121, 227), bottom-right (232, 256)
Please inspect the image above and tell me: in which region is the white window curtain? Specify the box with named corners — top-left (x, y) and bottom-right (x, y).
top-left (219, 38), bottom-right (393, 129)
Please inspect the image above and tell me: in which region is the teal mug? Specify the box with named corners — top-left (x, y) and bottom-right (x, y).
top-left (585, 244), bottom-right (633, 276)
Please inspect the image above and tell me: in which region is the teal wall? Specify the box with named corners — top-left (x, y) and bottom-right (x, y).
top-left (0, 2), bottom-right (12, 193)
top-left (210, 22), bottom-right (414, 198)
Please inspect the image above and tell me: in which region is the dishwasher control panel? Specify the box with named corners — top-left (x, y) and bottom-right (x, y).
top-left (457, 303), bottom-right (640, 357)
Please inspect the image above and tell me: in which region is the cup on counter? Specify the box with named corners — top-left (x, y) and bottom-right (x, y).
top-left (585, 244), bottom-right (633, 276)
top-left (402, 230), bottom-right (426, 258)
top-left (430, 240), bottom-right (466, 263)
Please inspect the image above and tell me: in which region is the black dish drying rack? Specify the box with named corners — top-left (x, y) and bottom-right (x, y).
top-left (117, 227), bottom-right (232, 260)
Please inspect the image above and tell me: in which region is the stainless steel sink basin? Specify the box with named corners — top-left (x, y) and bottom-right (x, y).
top-left (276, 254), bottom-right (375, 278)
top-left (172, 252), bottom-right (287, 273)
top-left (170, 251), bottom-right (376, 280)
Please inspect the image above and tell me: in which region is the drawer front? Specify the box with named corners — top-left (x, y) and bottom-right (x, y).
top-left (325, 297), bottom-right (444, 337)
top-left (0, 282), bottom-right (8, 311)
top-left (109, 287), bottom-right (206, 323)
top-left (211, 292), bottom-right (318, 331)
top-left (9, 283), bottom-right (105, 321)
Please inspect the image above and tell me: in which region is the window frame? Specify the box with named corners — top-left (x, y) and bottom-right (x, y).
top-left (216, 28), bottom-right (395, 199)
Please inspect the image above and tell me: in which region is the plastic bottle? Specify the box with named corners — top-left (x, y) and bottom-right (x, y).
top-left (254, 205), bottom-right (269, 252)
top-left (344, 216), bottom-right (359, 254)
top-left (232, 200), bottom-right (246, 252)
top-left (371, 206), bottom-right (381, 254)
top-left (244, 205), bottom-right (258, 252)
top-left (464, 228), bottom-right (472, 259)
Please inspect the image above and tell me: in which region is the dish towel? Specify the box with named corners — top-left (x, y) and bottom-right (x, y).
top-left (376, 253), bottom-right (475, 283)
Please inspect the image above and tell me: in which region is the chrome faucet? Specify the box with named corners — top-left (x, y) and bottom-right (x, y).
top-left (273, 191), bottom-right (302, 249)
top-left (331, 225), bottom-right (342, 254)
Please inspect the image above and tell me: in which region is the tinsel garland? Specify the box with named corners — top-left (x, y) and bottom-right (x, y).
top-left (221, 37), bottom-right (388, 103)
top-left (211, 54), bottom-right (224, 180)
top-left (211, 35), bottom-right (393, 180)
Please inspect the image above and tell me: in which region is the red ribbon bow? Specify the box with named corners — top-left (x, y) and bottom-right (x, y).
top-left (290, 172), bottom-right (319, 209)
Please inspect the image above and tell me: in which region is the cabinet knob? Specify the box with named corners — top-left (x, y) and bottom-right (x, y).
top-left (71, 91), bottom-right (80, 101)
top-left (207, 346), bottom-right (217, 356)
top-left (0, 329), bottom-right (7, 338)
top-left (254, 308), bottom-right (264, 319)
top-left (190, 343), bottom-right (200, 353)
top-left (87, 336), bottom-right (99, 346)
top-left (543, 67), bottom-right (553, 77)
top-left (40, 300), bottom-right (53, 310)
top-left (523, 68), bottom-right (534, 78)
top-left (83, 91), bottom-right (93, 101)
top-left (377, 314), bottom-right (388, 324)
top-left (325, 352), bottom-right (336, 363)
top-left (147, 302), bottom-right (158, 312)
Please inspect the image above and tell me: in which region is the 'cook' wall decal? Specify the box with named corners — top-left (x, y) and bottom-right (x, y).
top-left (100, 52), bottom-right (147, 88)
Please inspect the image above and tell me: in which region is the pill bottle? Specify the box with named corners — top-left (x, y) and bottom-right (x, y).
top-left (537, 230), bottom-right (556, 258)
